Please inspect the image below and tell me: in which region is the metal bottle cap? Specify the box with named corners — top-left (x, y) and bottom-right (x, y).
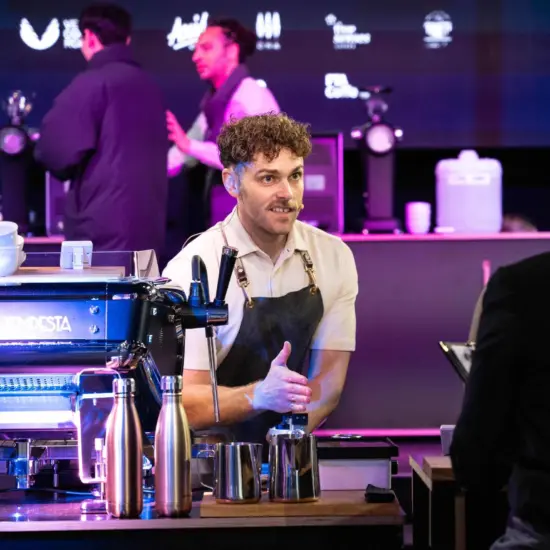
top-left (161, 375), bottom-right (183, 394)
top-left (113, 378), bottom-right (135, 395)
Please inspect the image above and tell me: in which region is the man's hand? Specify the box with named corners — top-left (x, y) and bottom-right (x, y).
top-left (166, 110), bottom-right (190, 153)
top-left (251, 341), bottom-right (312, 413)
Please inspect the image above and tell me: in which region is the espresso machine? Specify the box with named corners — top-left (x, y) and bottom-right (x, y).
top-left (0, 246), bottom-right (237, 499)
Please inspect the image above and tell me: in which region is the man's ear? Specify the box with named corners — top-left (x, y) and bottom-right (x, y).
top-left (222, 168), bottom-right (239, 198)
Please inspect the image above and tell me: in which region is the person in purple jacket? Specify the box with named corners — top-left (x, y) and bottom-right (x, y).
top-left (35, 3), bottom-right (168, 257)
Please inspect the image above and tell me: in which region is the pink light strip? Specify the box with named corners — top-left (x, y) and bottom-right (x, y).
top-left (314, 428), bottom-right (441, 437)
top-left (333, 232), bottom-right (550, 242)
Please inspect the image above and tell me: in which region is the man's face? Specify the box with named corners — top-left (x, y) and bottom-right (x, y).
top-left (192, 27), bottom-right (236, 82)
top-left (228, 148), bottom-right (305, 237)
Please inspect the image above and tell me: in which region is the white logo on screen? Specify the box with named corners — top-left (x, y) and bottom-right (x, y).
top-left (62, 19), bottom-right (82, 49)
top-left (423, 11), bottom-right (453, 49)
top-left (325, 14), bottom-right (371, 50)
top-left (0, 315), bottom-right (72, 333)
top-left (19, 18), bottom-right (61, 50)
top-left (256, 12), bottom-right (281, 51)
top-left (167, 12), bottom-right (208, 51)
top-left (324, 73), bottom-right (359, 99)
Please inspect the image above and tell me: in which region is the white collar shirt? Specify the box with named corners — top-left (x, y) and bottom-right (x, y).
top-left (162, 208), bottom-right (358, 372)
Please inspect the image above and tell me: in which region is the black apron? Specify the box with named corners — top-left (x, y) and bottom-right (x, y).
top-left (215, 226), bottom-right (324, 457)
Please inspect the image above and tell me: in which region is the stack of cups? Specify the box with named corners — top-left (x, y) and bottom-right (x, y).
top-left (0, 221), bottom-right (26, 276)
top-left (405, 202), bottom-right (432, 235)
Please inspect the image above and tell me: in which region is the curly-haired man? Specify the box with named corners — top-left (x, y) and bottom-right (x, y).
top-left (163, 113), bottom-right (358, 461)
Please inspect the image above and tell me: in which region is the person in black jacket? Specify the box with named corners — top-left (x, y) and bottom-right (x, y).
top-left (35, 3), bottom-right (168, 256)
top-left (451, 252), bottom-right (550, 548)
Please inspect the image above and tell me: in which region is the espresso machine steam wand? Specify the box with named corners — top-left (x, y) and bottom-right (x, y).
top-left (189, 246), bottom-right (238, 422)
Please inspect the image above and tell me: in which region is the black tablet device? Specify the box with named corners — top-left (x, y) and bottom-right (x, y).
top-left (439, 341), bottom-right (474, 382)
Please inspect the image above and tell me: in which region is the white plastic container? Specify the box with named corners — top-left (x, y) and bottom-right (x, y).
top-left (435, 150), bottom-right (502, 233)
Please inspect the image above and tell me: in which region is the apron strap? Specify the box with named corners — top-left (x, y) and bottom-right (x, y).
top-left (297, 250), bottom-right (319, 295)
top-left (220, 226), bottom-right (319, 306)
top-left (221, 225), bottom-right (254, 308)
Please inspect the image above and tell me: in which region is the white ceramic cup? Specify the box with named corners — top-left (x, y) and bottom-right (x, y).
top-left (0, 235), bottom-right (26, 277)
top-left (0, 221), bottom-right (18, 247)
top-left (0, 247), bottom-right (22, 277)
top-left (405, 202), bottom-right (431, 234)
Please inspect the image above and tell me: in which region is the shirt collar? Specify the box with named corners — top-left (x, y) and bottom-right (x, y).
top-left (87, 44), bottom-right (138, 70)
top-left (220, 207), bottom-right (308, 258)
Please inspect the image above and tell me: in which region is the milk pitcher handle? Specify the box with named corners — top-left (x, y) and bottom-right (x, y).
top-left (196, 447), bottom-right (216, 492)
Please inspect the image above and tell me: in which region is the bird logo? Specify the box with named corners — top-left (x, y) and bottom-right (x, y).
top-left (19, 18), bottom-right (61, 51)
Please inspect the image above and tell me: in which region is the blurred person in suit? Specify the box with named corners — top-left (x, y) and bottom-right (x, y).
top-left (452, 252), bottom-right (550, 549)
top-left (35, 3), bottom-right (168, 257)
top-left (467, 214), bottom-right (538, 341)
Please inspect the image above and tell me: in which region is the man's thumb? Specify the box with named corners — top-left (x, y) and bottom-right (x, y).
top-left (272, 341), bottom-right (292, 366)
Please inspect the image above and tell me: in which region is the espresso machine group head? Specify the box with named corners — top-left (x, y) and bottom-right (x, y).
top-left (161, 246), bottom-right (238, 422)
top-left (0, 246), bottom-right (238, 492)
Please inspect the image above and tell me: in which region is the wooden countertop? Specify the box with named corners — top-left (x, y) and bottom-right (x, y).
top-left (0, 490), bottom-right (404, 533)
top-left (409, 455), bottom-right (454, 490)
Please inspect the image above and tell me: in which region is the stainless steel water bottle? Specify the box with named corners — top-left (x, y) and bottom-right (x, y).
top-left (154, 375), bottom-right (192, 517)
top-left (105, 378), bottom-right (143, 518)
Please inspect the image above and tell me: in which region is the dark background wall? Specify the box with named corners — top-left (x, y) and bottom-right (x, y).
top-left (2, 0), bottom-right (550, 429)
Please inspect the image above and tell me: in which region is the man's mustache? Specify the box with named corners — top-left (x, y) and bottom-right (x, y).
top-left (267, 202), bottom-right (299, 211)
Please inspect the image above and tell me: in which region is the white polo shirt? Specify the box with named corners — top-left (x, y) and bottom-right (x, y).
top-left (162, 209), bottom-right (358, 372)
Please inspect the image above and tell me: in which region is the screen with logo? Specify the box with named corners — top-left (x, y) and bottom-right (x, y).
top-left (0, 0), bottom-right (547, 148)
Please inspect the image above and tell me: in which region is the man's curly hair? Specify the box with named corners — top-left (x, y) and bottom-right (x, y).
top-left (217, 113), bottom-right (312, 168)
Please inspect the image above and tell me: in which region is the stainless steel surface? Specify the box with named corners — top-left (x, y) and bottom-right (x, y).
top-left (80, 499), bottom-right (107, 514)
top-left (160, 373), bottom-right (183, 393)
top-left (191, 432), bottom-right (231, 491)
top-left (154, 375), bottom-right (192, 517)
top-left (81, 438), bottom-right (107, 514)
top-left (269, 433), bottom-right (321, 502)
top-left (75, 368), bottom-right (119, 485)
top-left (0, 373), bottom-right (75, 435)
top-left (206, 334), bottom-right (220, 423)
top-left (202, 442), bottom-right (262, 504)
top-left (11, 440), bottom-right (32, 489)
top-left (0, 249), bottom-right (233, 494)
top-left (105, 378), bottom-right (143, 518)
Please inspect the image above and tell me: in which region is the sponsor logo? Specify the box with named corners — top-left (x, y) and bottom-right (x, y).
top-left (62, 19), bottom-right (82, 49)
top-left (255, 12), bottom-right (281, 50)
top-left (325, 14), bottom-right (371, 50)
top-left (0, 315), bottom-right (72, 333)
top-left (19, 18), bottom-right (60, 50)
top-left (324, 73), bottom-right (359, 99)
top-left (167, 12), bottom-right (208, 51)
top-left (423, 11), bottom-right (453, 49)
